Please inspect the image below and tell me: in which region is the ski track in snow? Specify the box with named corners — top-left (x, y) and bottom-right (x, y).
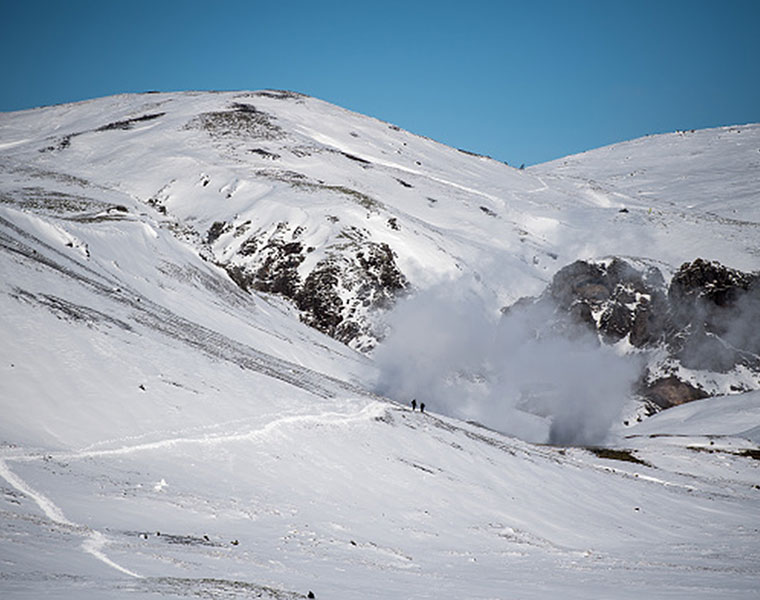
top-left (0, 401), bottom-right (389, 583)
top-left (0, 458), bottom-right (73, 526)
top-left (8, 402), bottom-right (388, 463)
top-left (81, 530), bottom-right (143, 579)
top-left (369, 154), bottom-right (509, 207)
top-left (0, 458), bottom-right (143, 579)
top-left (63, 402), bottom-right (386, 459)
top-left (0, 139), bottom-right (30, 151)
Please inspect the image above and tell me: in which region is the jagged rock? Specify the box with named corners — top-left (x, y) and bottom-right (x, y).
top-left (508, 256), bottom-right (760, 411)
top-left (543, 257), bottom-right (667, 346)
top-left (210, 220), bottom-right (407, 350)
top-left (356, 243), bottom-right (406, 308)
top-left (669, 258), bottom-right (756, 312)
top-left (252, 239), bottom-right (304, 298)
top-left (667, 259), bottom-right (760, 373)
top-left (206, 221), bottom-right (231, 245)
top-left (548, 260), bottom-right (607, 309)
top-left (669, 258), bottom-right (760, 333)
top-left (296, 263), bottom-right (343, 336)
top-left (295, 242), bottom-right (407, 349)
top-left (569, 301), bottom-right (595, 328)
top-left (599, 302), bottom-right (632, 342)
top-left (628, 298), bottom-right (668, 348)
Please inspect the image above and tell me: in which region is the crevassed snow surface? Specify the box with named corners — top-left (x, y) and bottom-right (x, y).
top-left (1, 92), bottom-right (759, 598)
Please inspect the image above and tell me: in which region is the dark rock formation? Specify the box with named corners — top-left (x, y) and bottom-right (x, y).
top-left (510, 257), bottom-right (760, 410)
top-left (667, 258), bottom-right (760, 373)
top-left (209, 221), bottom-right (407, 350)
top-left (669, 257), bottom-right (756, 314)
top-left (296, 263), bottom-right (343, 336)
top-left (545, 257), bottom-right (668, 346)
top-left (252, 239), bottom-right (305, 298)
top-left (189, 102), bottom-right (285, 142)
top-left (296, 242), bottom-right (407, 348)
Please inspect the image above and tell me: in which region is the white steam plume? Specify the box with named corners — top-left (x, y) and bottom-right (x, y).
top-left (373, 280), bottom-right (641, 446)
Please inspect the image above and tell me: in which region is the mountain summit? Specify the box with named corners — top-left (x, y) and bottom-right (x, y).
top-left (1, 91), bottom-right (759, 598)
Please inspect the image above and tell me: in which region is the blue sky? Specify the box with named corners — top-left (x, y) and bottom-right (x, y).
top-left (1, 0), bottom-right (758, 165)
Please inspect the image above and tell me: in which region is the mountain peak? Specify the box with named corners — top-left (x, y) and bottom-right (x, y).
top-left (2, 91), bottom-right (760, 598)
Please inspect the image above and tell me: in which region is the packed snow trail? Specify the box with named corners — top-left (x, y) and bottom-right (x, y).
top-left (0, 458), bottom-right (143, 578)
top-left (47, 402), bottom-right (389, 460)
top-left (0, 458), bottom-right (73, 525)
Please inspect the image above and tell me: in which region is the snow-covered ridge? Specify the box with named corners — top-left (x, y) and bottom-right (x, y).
top-left (3, 91), bottom-right (759, 349)
top-left (532, 123), bottom-right (760, 223)
top-left (2, 91), bottom-right (760, 598)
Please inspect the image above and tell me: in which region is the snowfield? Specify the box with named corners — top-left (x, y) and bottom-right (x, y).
top-left (1, 91), bottom-right (759, 598)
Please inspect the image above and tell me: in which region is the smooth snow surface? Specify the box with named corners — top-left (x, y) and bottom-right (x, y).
top-left (1, 92), bottom-right (759, 598)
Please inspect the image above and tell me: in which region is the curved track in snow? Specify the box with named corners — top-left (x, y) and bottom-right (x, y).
top-left (0, 458), bottom-right (143, 578)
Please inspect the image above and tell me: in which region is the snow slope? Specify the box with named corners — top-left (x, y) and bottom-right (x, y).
top-left (1, 386), bottom-right (758, 599)
top-left (531, 124), bottom-right (760, 271)
top-left (1, 92), bottom-right (759, 598)
top-left (533, 124), bottom-right (760, 222)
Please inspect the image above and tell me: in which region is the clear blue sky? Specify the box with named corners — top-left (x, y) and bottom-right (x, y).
top-left (1, 0), bottom-right (758, 165)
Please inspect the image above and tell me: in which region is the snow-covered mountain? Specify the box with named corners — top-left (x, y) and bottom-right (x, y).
top-left (1, 91), bottom-right (759, 598)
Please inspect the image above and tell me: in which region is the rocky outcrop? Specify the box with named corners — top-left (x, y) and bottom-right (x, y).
top-left (667, 258), bottom-right (760, 373)
top-left (542, 257), bottom-right (669, 347)
top-left (208, 220), bottom-right (407, 351)
top-left (511, 257), bottom-right (760, 410)
top-left (296, 242), bottom-right (406, 347)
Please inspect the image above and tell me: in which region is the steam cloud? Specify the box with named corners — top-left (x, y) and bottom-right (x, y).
top-left (373, 281), bottom-right (641, 446)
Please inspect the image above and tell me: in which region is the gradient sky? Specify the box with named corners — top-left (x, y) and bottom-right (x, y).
top-left (1, 0), bottom-right (758, 165)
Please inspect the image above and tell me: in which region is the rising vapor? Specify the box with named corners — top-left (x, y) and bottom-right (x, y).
top-left (373, 280), bottom-right (641, 446)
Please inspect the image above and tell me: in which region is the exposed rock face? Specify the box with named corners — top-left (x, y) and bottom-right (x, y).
top-left (296, 242), bottom-right (406, 346)
top-left (208, 220), bottom-right (407, 351)
top-left (669, 257), bottom-right (756, 312)
top-left (667, 258), bottom-right (760, 373)
top-left (545, 257), bottom-right (668, 346)
top-left (513, 257), bottom-right (760, 410)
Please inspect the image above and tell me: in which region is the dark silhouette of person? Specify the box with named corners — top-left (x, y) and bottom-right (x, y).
top-left (411, 399), bottom-right (417, 411)
top-left (420, 402), bottom-right (425, 413)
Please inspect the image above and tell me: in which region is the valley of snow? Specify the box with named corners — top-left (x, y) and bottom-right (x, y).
top-left (1, 91), bottom-right (759, 598)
